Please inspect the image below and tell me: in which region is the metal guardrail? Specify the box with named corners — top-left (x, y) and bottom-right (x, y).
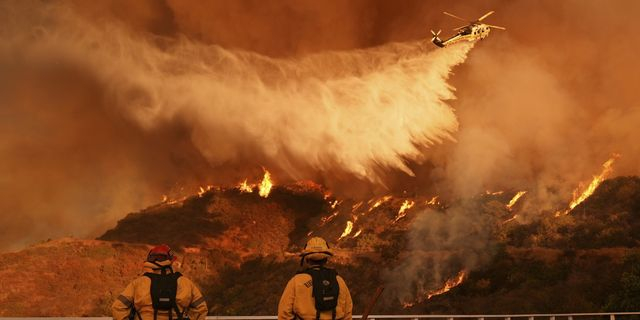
top-left (207, 314), bottom-right (640, 320)
top-left (204, 313), bottom-right (640, 320)
top-left (2, 314), bottom-right (640, 320)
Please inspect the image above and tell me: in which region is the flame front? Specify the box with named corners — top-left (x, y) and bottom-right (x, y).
top-left (506, 191), bottom-right (527, 210)
top-left (569, 155), bottom-right (618, 211)
top-left (258, 170), bottom-right (273, 198)
top-left (557, 154), bottom-right (619, 216)
top-left (394, 200), bottom-right (415, 222)
top-left (339, 221), bottom-right (354, 240)
top-left (368, 196), bottom-right (392, 212)
top-left (427, 270), bottom-right (467, 299)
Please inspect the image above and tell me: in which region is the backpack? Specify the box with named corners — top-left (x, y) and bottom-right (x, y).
top-left (144, 271), bottom-right (184, 320)
top-left (298, 267), bottom-right (340, 320)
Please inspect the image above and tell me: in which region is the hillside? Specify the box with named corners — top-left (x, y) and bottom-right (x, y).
top-left (2, 177), bottom-right (640, 315)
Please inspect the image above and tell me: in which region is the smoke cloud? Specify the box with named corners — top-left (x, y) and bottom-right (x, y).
top-left (383, 205), bottom-right (498, 305)
top-left (0, 1), bottom-right (472, 250)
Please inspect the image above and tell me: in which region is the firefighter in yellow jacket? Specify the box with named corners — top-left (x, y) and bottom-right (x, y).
top-left (112, 244), bottom-right (208, 320)
top-left (278, 237), bottom-right (353, 320)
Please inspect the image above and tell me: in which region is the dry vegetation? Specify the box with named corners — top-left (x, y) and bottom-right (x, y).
top-left (2, 177), bottom-right (640, 315)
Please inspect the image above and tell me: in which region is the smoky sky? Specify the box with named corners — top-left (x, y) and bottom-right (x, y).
top-left (1, 0), bottom-right (639, 251)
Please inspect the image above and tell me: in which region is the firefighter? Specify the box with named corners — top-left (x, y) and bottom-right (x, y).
top-left (112, 244), bottom-right (208, 320)
top-left (278, 237), bottom-right (353, 320)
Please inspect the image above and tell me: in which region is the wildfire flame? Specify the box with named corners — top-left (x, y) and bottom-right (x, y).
top-left (485, 190), bottom-right (504, 196)
top-left (557, 154), bottom-right (620, 216)
top-left (394, 200), bottom-right (415, 222)
top-left (320, 211), bottom-right (340, 226)
top-left (503, 214), bottom-right (518, 224)
top-left (258, 170), bottom-right (273, 198)
top-left (238, 179), bottom-right (254, 193)
top-left (339, 221), bottom-right (354, 240)
top-left (197, 185), bottom-right (213, 197)
top-left (353, 229), bottom-right (363, 238)
top-left (402, 270), bottom-right (467, 308)
top-left (427, 270), bottom-right (467, 299)
top-left (161, 194), bottom-right (168, 203)
top-left (368, 196), bottom-right (392, 212)
top-left (506, 191), bottom-right (527, 210)
top-left (426, 195), bottom-right (440, 205)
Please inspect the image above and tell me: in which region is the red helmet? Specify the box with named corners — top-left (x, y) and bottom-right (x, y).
top-left (146, 244), bottom-right (177, 262)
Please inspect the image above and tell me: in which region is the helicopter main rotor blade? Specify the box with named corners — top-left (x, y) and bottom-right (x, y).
top-left (443, 11), bottom-right (469, 22)
top-left (486, 24), bottom-right (506, 30)
top-left (477, 11), bottom-right (495, 21)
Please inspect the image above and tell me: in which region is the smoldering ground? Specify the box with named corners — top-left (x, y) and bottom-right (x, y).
top-left (1, 1), bottom-right (640, 304)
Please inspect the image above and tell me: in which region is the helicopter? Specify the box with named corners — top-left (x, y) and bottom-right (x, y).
top-left (431, 11), bottom-right (506, 48)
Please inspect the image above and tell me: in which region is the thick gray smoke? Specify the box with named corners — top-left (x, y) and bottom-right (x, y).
top-left (383, 205), bottom-right (497, 305)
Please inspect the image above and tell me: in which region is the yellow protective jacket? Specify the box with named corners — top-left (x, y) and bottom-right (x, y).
top-left (278, 269), bottom-right (352, 320)
top-left (112, 262), bottom-right (208, 320)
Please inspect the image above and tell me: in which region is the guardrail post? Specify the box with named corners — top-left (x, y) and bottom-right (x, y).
top-left (529, 317), bottom-right (534, 320)
top-left (505, 317), bottom-right (511, 320)
top-left (448, 317), bottom-right (454, 320)
top-left (610, 315), bottom-right (615, 320)
top-left (479, 317), bottom-right (484, 320)
top-left (550, 316), bottom-right (555, 320)
top-left (568, 316), bottom-right (573, 320)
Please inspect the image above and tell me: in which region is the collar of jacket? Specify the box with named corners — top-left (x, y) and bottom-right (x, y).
top-left (143, 260), bottom-right (174, 274)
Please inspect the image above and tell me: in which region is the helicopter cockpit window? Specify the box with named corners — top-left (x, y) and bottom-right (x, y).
top-left (461, 28), bottom-right (471, 35)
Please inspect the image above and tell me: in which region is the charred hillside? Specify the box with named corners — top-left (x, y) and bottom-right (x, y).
top-left (1, 177), bottom-right (640, 316)
top-left (99, 184), bottom-right (328, 252)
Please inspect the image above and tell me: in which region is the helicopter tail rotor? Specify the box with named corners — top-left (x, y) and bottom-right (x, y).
top-left (430, 29), bottom-right (442, 41)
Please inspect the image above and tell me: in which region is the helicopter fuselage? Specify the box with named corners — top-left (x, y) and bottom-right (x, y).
top-left (432, 23), bottom-right (491, 48)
